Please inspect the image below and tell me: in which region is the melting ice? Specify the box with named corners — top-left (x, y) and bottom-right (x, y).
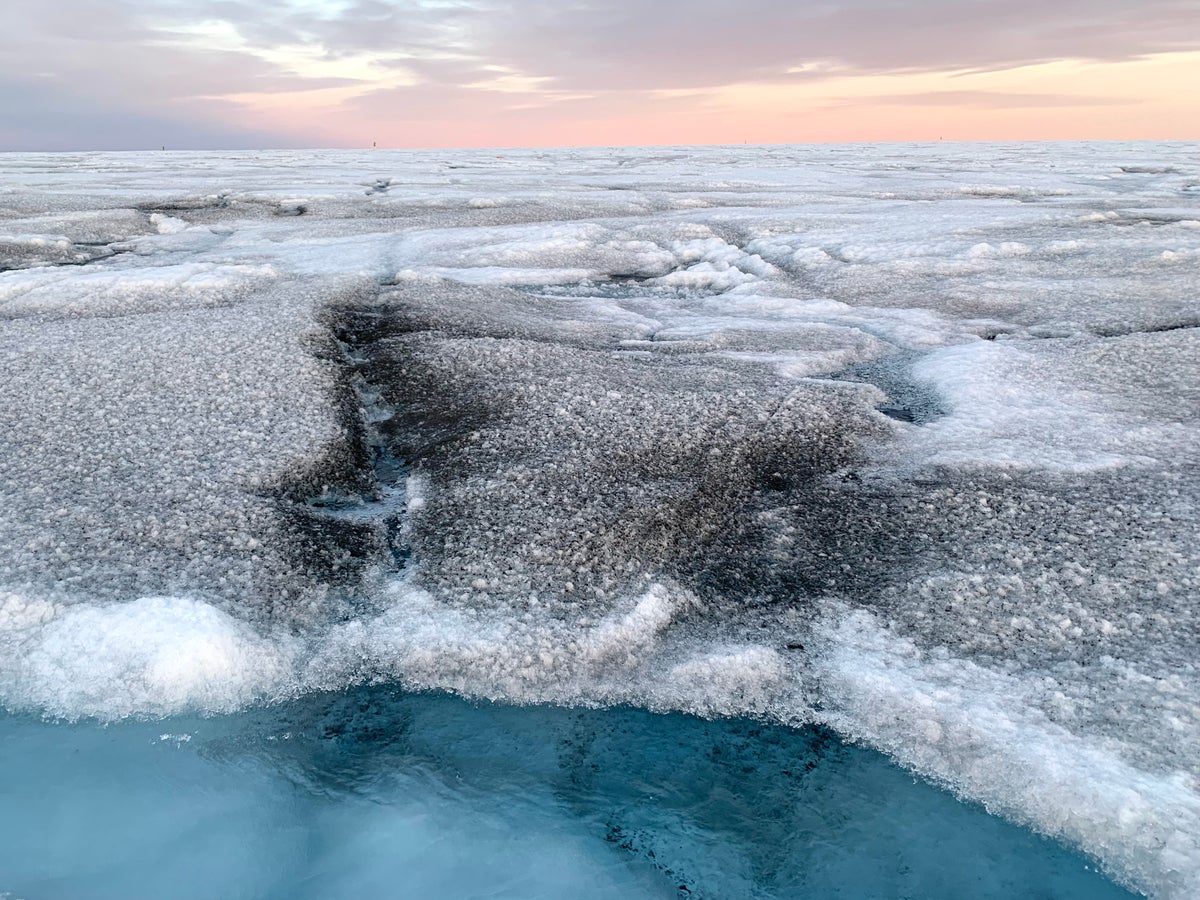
top-left (0, 143), bottom-right (1197, 897)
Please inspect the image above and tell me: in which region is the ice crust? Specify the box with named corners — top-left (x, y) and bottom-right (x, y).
top-left (1, 144), bottom-right (1198, 896)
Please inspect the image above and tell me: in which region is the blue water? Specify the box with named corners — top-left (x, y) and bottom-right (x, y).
top-left (0, 688), bottom-right (1135, 899)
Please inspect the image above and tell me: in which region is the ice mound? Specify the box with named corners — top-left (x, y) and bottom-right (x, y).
top-left (0, 233), bottom-right (112, 271)
top-left (306, 580), bottom-right (797, 720)
top-left (0, 595), bottom-right (297, 719)
top-left (817, 608), bottom-right (1200, 898)
top-left (0, 144), bottom-right (1197, 897)
top-left (0, 260), bottom-right (278, 318)
top-left (899, 330), bottom-right (1200, 472)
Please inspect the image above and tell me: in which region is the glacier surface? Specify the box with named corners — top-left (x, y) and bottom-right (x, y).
top-left (0, 143), bottom-right (1197, 896)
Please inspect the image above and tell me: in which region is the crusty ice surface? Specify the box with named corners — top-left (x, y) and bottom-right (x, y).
top-left (0, 144), bottom-right (1197, 896)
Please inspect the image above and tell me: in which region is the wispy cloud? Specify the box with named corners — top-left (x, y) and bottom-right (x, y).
top-left (318, 0), bottom-right (1200, 89)
top-left (835, 90), bottom-right (1134, 110)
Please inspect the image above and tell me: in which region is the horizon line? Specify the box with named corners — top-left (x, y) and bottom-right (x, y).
top-left (4, 137), bottom-right (1199, 154)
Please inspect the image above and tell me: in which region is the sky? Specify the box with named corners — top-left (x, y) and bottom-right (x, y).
top-left (2, 0), bottom-right (1199, 150)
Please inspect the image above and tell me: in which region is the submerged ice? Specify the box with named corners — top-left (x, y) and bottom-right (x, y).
top-left (1, 144), bottom-right (1198, 897)
top-left (0, 690), bottom-right (1137, 900)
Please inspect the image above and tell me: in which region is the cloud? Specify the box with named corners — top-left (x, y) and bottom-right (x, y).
top-left (0, 0), bottom-right (372, 148)
top-left (346, 80), bottom-right (697, 122)
top-left (0, 0), bottom-right (1197, 148)
top-left (840, 90), bottom-right (1134, 110)
top-left (0, 77), bottom-right (305, 151)
top-left (239, 0), bottom-right (1200, 92)
top-left (464, 0), bottom-right (1200, 90)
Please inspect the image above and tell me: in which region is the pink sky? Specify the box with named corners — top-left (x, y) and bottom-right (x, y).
top-left (2, 0), bottom-right (1199, 150)
top-left (233, 53), bottom-right (1200, 148)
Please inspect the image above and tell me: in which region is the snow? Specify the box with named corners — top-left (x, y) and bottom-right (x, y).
top-left (0, 142), bottom-right (1197, 896)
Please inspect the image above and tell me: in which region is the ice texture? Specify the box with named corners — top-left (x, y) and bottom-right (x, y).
top-left (1, 144), bottom-right (1197, 896)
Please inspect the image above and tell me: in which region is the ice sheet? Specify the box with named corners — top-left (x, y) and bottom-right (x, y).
top-left (0, 143), bottom-right (1197, 896)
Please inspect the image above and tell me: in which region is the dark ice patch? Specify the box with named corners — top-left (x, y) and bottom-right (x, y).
top-left (1118, 166), bottom-right (1180, 175)
top-left (827, 351), bottom-right (944, 426)
top-left (333, 282), bottom-right (907, 620)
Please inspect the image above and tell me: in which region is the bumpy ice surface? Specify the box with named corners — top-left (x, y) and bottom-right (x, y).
top-left (0, 144), bottom-right (1197, 897)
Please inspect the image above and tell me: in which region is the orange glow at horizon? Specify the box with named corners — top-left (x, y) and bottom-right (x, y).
top-left (213, 52), bottom-right (1200, 149)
